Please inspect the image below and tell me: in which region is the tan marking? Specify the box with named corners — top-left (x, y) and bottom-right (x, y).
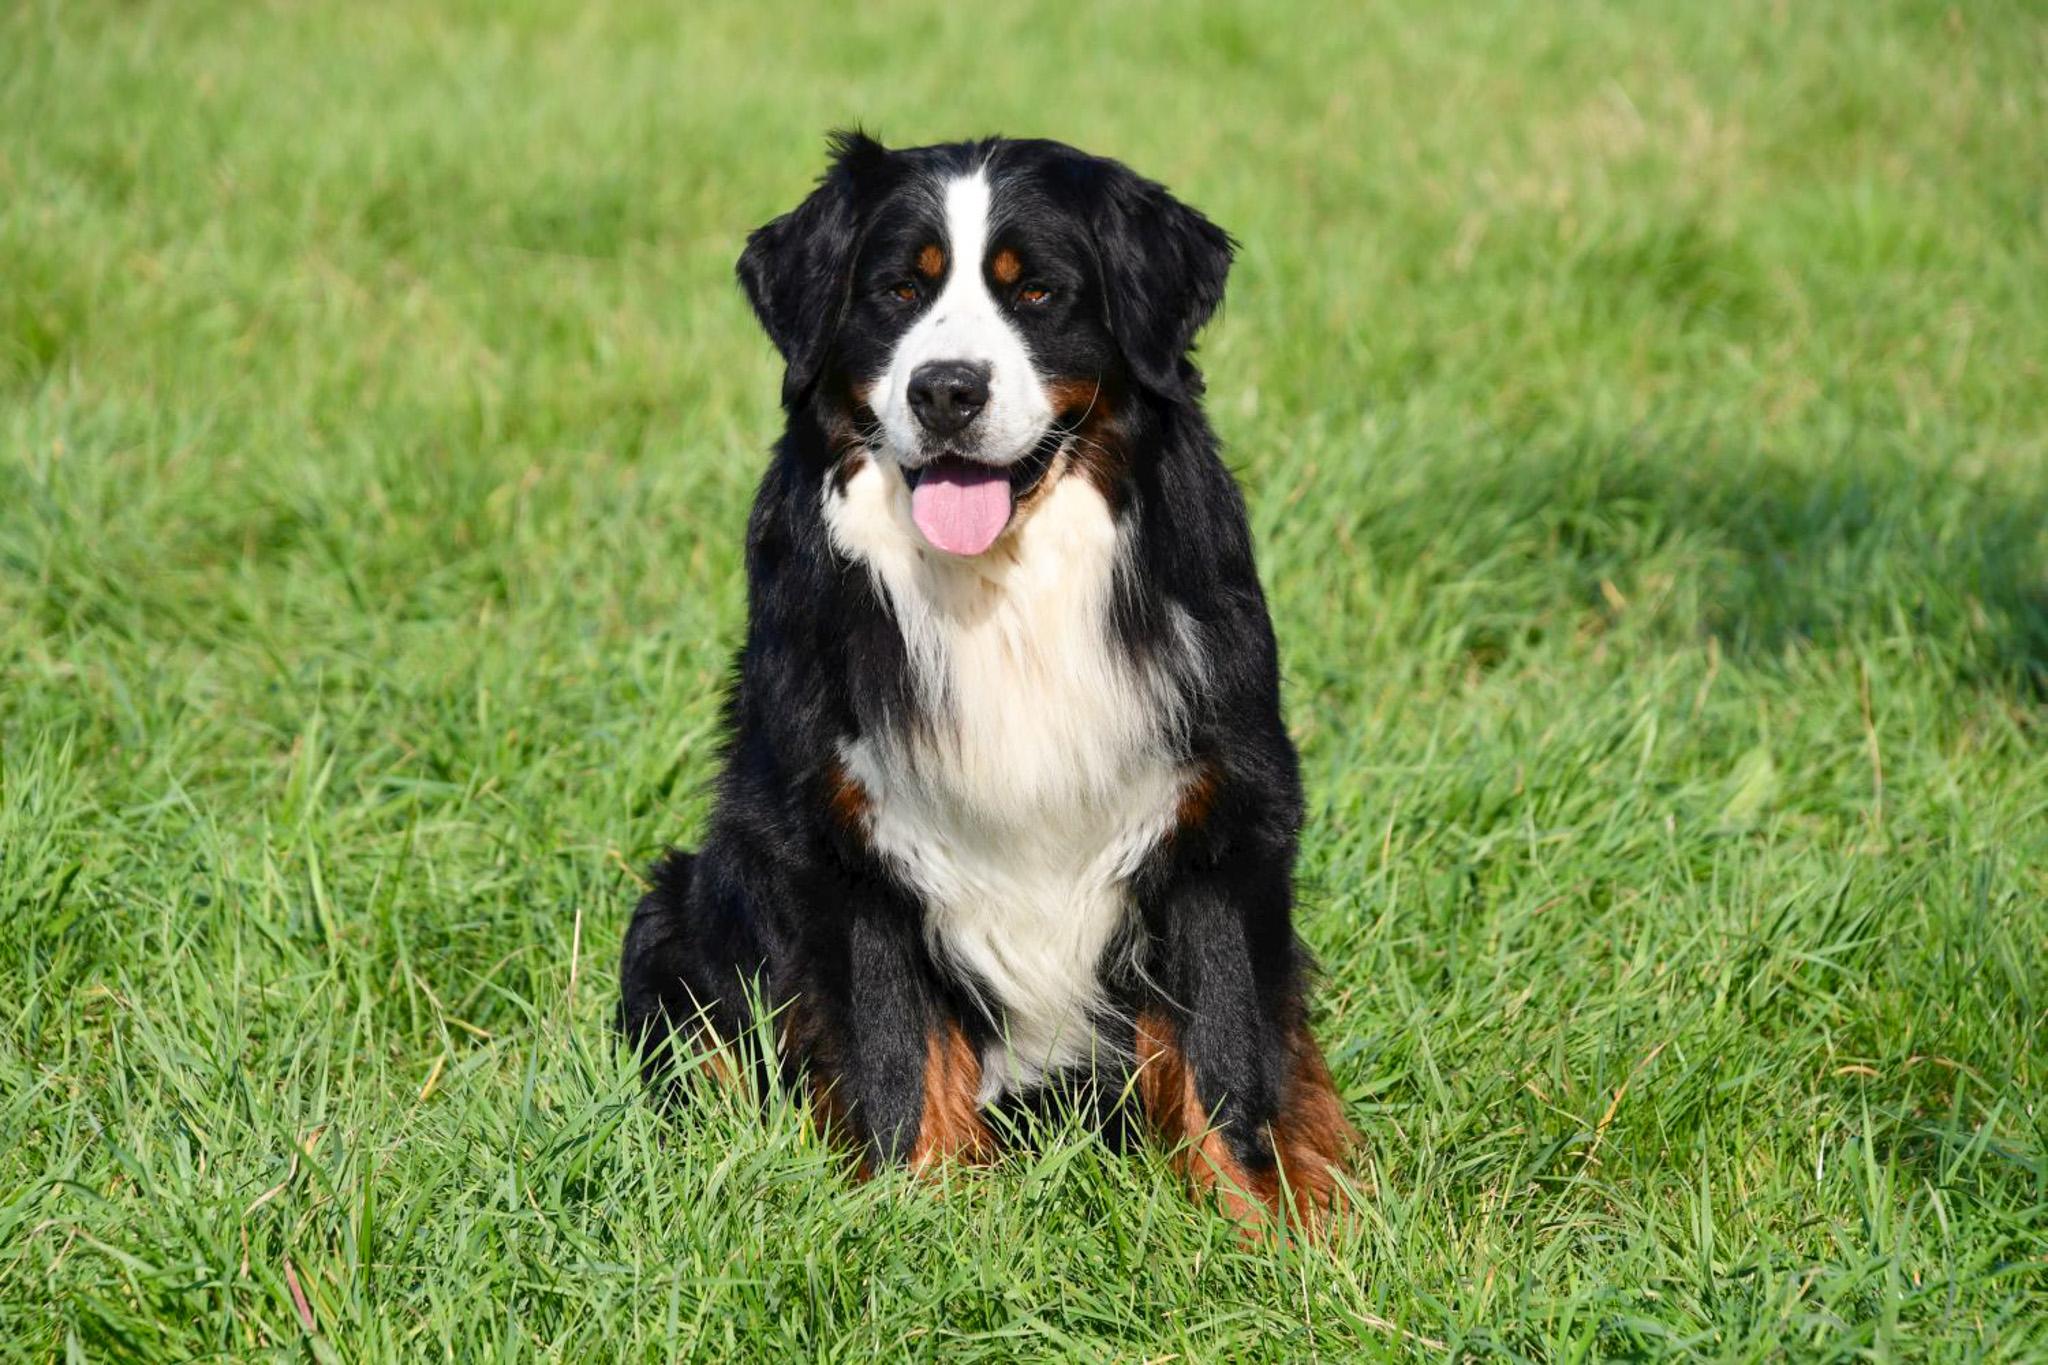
top-left (810, 1074), bottom-right (866, 1179)
top-left (1043, 377), bottom-right (1100, 414)
top-left (824, 381), bottom-right (880, 493)
top-left (823, 386), bottom-right (867, 457)
top-left (990, 247), bottom-right (1022, 286)
top-left (789, 1008), bottom-right (993, 1180)
top-left (1041, 377), bottom-right (1124, 498)
top-left (1135, 1010), bottom-right (1272, 1226)
top-left (908, 1022), bottom-right (996, 1171)
top-left (1174, 764), bottom-right (1220, 834)
top-left (1134, 1010), bottom-right (1356, 1238)
top-left (829, 450), bottom-right (869, 494)
top-left (780, 1003), bottom-right (875, 1181)
top-left (825, 760), bottom-right (871, 831)
top-left (1275, 1021), bottom-right (1358, 1220)
top-left (916, 243), bottom-right (945, 279)
top-left (1006, 447), bottom-right (1070, 523)
top-left (637, 990), bottom-right (748, 1097)
top-left (680, 1019), bottom-right (742, 1091)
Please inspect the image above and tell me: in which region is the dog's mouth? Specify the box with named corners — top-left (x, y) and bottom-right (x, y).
top-left (903, 439), bottom-right (1058, 556)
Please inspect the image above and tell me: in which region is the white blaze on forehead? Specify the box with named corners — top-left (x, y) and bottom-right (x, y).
top-left (942, 171), bottom-right (992, 276)
top-left (874, 169), bottom-right (1053, 469)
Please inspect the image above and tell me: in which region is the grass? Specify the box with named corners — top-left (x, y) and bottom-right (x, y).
top-left (3, 0), bottom-right (2045, 1357)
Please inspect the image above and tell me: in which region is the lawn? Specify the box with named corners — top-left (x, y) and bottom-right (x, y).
top-left (3, 0), bottom-right (2045, 1358)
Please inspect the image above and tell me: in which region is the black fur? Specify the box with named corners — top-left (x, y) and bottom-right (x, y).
top-left (621, 134), bottom-right (1329, 1194)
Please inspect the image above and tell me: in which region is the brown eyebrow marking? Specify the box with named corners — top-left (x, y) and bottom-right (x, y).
top-left (990, 247), bottom-right (1022, 286)
top-left (916, 244), bottom-right (946, 279)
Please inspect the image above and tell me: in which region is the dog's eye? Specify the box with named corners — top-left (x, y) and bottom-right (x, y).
top-left (1016, 285), bottom-right (1052, 306)
top-left (887, 281), bottom-right (919, 304)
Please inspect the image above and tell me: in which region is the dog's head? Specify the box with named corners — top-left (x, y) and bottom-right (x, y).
top-left (737, 132), bottom-right (1233, 556)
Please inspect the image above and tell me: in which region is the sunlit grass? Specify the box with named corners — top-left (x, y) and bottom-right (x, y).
top-left (2, 0), bottom-right (2044, 1357)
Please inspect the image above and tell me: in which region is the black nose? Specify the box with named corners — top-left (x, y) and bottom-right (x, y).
top-left (907, 361), bottom-right (991, 437)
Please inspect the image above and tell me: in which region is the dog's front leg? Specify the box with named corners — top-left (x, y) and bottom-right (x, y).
top-left (799, 900), bottom-right (992, 1176)
top-left (1136, 852), bottom-right (1354, 1231)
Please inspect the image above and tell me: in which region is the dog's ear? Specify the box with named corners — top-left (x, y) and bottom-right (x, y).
top-left (1065, 155), bottom-right (1235, 399)
top-left (736, 130), bottom-right (889, 409)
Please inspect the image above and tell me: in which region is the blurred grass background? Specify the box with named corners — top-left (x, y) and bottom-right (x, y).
top-left (2, 0), bottom-right (2044, 1358)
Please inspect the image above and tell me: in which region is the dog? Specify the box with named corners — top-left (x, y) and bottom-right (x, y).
top-left (619, 132), bottom-right (1352, 1229)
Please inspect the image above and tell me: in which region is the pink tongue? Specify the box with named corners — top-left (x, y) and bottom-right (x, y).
top-left (911, 460), bottom-right (1014, 555)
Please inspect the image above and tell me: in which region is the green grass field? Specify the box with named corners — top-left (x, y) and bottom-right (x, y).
top-left (4, 0), bottom-right (2045, 1357)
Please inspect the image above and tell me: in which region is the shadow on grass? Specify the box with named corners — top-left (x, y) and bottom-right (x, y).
top-left (1360, 421), bottom-right (2048, 702)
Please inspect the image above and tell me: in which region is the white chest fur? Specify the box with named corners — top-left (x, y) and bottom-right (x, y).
top-left (825, 458), bottom-right (1187, 1098)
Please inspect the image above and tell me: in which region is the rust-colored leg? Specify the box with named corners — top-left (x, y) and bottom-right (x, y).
top-left (1134, 1009), bottom-right (1356, 1234)
top-left (908, 1022), bottom-right (995, 1172)
top-left (797, 1016), bottom-right (994, 1179)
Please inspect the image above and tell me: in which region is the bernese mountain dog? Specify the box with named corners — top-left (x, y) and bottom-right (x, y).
top-left (619, 132), bottom-right (1353, 1230)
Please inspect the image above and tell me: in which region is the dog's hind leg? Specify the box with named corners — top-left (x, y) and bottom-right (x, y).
top-left (617, 849), bottom-right (763, 1095)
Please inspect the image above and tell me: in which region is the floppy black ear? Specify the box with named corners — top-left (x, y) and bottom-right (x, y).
top-left (1074, 157), bottom-right (1236, 399)
top-left (736, 130), bottom-right (888, 409)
